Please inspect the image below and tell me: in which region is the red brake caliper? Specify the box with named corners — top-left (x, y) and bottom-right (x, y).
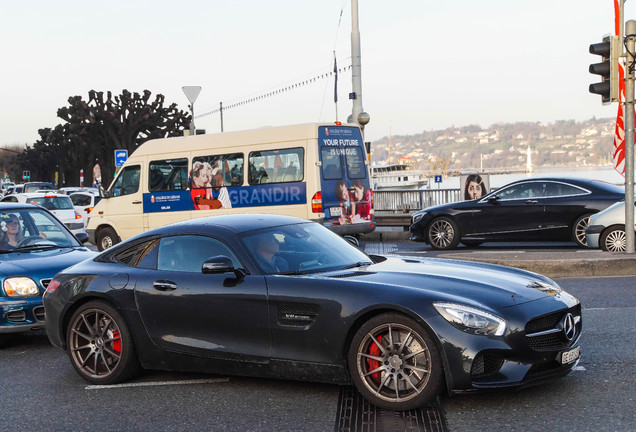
top-left (366, 335), bottom-right (382, 382)
top-left (112, 331), bottom-right (121, 354)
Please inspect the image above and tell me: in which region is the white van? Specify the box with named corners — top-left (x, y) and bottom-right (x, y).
top-left (87, 123), bottom-right (375, 250)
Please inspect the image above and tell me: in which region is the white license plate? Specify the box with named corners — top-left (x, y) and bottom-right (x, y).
top-left (330, 206), bottom-right (342, 217)
top-left (560, 346), bottom-right (580, 364)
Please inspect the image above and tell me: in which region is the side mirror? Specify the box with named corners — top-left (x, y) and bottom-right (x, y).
top-left (202, 255), bottom-right (246, 279)
top-left (75, 232), bottom-right (90, 244)
top-left (99, 185), bottom-right (110, 198)
top-left (344, 235), bottom-right (360, 248)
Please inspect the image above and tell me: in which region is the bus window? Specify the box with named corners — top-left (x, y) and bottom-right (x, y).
top-left (111, 165), bottom-right (140, 197)
top-left (344, 146), bottom-right (366, 179)
top-left (192, 153), bottom-right (244, 187)
top-left (248, 148), bottom-right (304, 185)
top-left (149, 159), bottom-right (188, 192)
top-left (321, 147), bottom-right (342, 180)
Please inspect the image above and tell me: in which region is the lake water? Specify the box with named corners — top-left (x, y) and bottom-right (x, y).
top-left (428, 165), bottom-right (627, 190)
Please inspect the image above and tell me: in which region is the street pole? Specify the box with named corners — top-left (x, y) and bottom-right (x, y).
top-left (350, 0), bottom-right (370, 131)
top-left (220, 102), bottom-right (224, 132)
top-left (625, 20), bottom-right (635, 253)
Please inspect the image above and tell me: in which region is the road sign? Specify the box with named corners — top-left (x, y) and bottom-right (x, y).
top-left (182, 86), bottom-right (202, 104)
top-left (115, 150), bottom-right (128, 167)
top-left (434, 175), bottom-right (442, 183)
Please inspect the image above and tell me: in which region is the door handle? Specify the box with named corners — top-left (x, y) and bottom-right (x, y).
top-left (153, 280), bottom-right (178, 291)
top-left (132, 200), bottom-right (142, 204)
top-left (525, 200), bottom-right (538, 204)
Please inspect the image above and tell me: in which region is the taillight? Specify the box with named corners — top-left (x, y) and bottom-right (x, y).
top-left (311, 191), bottom-right (322, 213)
top-left (370, 189), bottom-right (374, 208)
top-left (74, 211), bottom-right (82, 220)
top-left (84, 207), bottom-right (94, 213)
top-left (46, 279), bottom-right (61, 294)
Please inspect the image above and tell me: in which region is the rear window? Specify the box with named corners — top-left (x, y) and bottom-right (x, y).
top-left (28, 196), bottom-right (74, 210)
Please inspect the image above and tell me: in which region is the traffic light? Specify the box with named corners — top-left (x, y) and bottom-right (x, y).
top-left (589, 35), bottom-right (620, 104)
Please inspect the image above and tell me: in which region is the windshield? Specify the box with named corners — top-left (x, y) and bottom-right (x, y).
top-left (0, 208), bottom-right (81, 252)
top-left (240, 222), bottom-right (371, 275)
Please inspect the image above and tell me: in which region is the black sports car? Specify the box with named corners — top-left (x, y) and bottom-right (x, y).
top-left (44, 214), bottom-right (582, 410)
top-left (410, 177), bottom-right (625, 250)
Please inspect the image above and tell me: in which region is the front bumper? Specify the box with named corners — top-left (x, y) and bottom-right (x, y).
top-left (585, 224), bottom-right (604, 249)
top-left (0, 298), bottom-right (46, 333)
top-left (437, 298), bottom-right (582, 393)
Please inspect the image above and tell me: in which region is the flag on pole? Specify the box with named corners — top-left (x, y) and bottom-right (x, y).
top-left (614, 0), bottom-right (627, 176)
top-left (333, 53), bottom-right (338, 104)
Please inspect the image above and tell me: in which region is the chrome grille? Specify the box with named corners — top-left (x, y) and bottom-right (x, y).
top-left (40, 279), bottom-right (52, 290)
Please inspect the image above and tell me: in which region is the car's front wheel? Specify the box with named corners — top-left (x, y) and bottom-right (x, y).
top-left (66, 301), bottom-right (140, 385)
top-left (348, 313), bottom-right (443, 411)
top-left (573, 213), bottom-right (593, 247)
top-left (600, 225), bottom-right (628, 252)
top-left (97, 227), bottom-right (119, 251)
top-left (427, 217), bottom-right (460, 250)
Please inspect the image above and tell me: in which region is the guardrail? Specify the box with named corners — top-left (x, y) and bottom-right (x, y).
top-left (372, 188), bottom-right (461, 229)
top-left (374, 188), bottom-right (461, 213)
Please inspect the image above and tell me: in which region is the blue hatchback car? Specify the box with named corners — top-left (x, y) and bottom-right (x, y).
top-left (0, 203), bottom-right (95, 335)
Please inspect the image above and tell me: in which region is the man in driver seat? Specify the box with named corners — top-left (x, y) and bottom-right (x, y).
top-left (253, 232), bottom-right (289, 274)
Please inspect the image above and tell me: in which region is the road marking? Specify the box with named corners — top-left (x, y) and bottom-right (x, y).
top-left (86, 377), bottom-right (229, 390)
top-left (573, 366), bottom-right (586, 371)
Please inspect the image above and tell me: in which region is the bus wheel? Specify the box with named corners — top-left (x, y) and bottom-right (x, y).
top-left (97, 227), bottom-right (119, 251)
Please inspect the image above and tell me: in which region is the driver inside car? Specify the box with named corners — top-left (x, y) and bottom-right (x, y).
top-left (252, 232), bottom-right (289, 274)
top-left (0, 214), bottom-right (24, 250)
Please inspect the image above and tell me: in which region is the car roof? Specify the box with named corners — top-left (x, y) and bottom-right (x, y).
top-left (13, 192), bottom-right (69, 198)
top-left (151, 214), bottom-right (310, 236)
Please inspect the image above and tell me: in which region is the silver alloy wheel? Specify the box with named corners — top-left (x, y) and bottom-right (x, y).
top-left (100, 235), bottom-right (114, 250)
top-left (355, 322), bottom-right (432, 404)
top-left (604, 229), bottom-right (626, 252)
top-left (69, 307), bottom-right (122, 380)
top-left (574, 216), bottom-right (590, 246)
top-left (429, 219), bottom-right (455, 249)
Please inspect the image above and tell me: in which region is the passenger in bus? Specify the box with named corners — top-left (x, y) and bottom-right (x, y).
top-left (352, 179), bottom-right (372, 221)
top-left (334, 181), bottom-right (354, 224)
top-left (252, 232), bottom-right (289, 274)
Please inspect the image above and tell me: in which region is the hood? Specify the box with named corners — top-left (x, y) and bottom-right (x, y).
top-left (0, 248), bottom-right (96, 281)
top-left (329, 256), bottom-right (566, 309)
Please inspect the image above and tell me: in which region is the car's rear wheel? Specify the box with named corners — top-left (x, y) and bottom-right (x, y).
top-left (97, 227), bottom-right (119, 251)
top-left (573, 213), bottom-right (593, 247)
top-left (348, 313), bottom-right (443, 411)
top-left (427, 217), bottom-right (460, 250)
top-left (66, 301), bottom-right (140, 385)
top-left (600, 225), bottom-right (627, 252)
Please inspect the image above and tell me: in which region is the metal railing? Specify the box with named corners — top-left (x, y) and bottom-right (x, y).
top-left (373, 188), bottom-right (461, 213)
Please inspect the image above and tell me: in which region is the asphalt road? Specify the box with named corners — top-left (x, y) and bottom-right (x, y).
top-left (1, 273), bottom-right (634, 432)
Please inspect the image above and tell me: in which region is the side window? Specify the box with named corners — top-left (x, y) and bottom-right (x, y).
top-left (544, 182), bottom-right (588, 198)
top-left (111, 165), bottom-right (141, 197)
top-left (149, 158), bottom-right (188, 192)
top-left (192, 153), bottom-right (244, 188)
top-left (114, 239), bottom-right (159, 269)
top-left (157, 235), bottom-right (241, 272)
top-left (248, 148), bottom-right (304, 185)
top-left (495, 183), bottom-right (536, 200)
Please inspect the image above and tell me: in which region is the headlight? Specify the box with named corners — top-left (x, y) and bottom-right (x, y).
top-left (3, 277), bottom-right (40, 297)
top-left (433, 302), bottom-right (506, 336)
top-left (412, 212), bottom-right (426, 224)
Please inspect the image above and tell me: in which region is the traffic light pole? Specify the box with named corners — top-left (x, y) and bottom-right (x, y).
top-left (625, 20), bottom-right (635, 253)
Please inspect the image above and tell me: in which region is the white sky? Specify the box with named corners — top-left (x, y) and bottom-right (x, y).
top-left (0, 0), bottom-right (625, 146)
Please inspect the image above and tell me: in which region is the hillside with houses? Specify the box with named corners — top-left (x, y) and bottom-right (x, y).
top-left (370, 117), bottom-right (617, 173)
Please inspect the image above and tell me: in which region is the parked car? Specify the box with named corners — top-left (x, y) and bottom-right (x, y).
top-left (0, 203), bottom-right (94, 336)
top-left (23, 182), bottom-right (55, 193)
top-left (585, 199), bottom-right (636, 251)
top-left (0, 193), bottom-right (85, 235)
top-left (69, 191), bottom-right (102, 221)
top-left (57, 187), bottom-right (99, 196)
top-left (409, 177), bottom-right (625, 250)
top-left (44, 214), bottom-right (581, 411)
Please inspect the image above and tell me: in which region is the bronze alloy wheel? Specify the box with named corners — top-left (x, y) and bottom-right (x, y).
top-left (348, 313), bottom-right (443, 410)
top-left (67, 301), bottom-right (139, 384)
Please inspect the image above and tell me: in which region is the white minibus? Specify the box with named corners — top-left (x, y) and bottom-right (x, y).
top-left (87, 123), bottom-right (375, 250)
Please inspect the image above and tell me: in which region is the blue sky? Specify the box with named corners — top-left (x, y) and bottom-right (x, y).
top-left (0, 0), bottom-right (625, 145)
